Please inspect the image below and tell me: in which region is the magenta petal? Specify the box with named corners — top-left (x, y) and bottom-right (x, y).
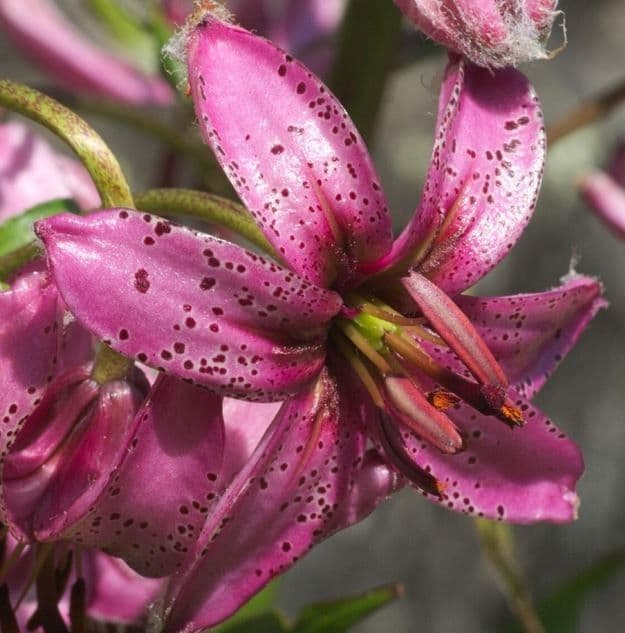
top-left (186, 17), bottom-right (392, 287)
top-left (424, 275), bottom-right (606, 399)
top-left (161, 370), bottom-right (399, 632)
top-left (37, 210), bottom-right (342, 400)
top-left (0, 121), bottom-right (98, 221)
top-left (83, 552), bottom-right (163, 625)
top-left (44, 375), bottom-right (225, 578)
top-left (380, 59), bottom-right (545, 293)
top-left (0, 0), bottom-right (173, 105)
top-left (385, 397), bottom-right (582, 523)
top-left (579, 171), bottom-right (625, 240)
top-left (0, 271), bottom-right (59, 463)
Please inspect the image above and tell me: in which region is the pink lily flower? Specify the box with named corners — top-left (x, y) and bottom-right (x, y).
top-left (394, 0), bottom-right (560, 68)
top-left (0, 121), bottom-right (100, 222)
top-left (3, 534), bottom-right (162, 630)
top-left (0, 0), bottom-right (174, 105)
top-left (579, 141), bottom-right (625, 240)
top-left (36, 17), bottom-right (604, 631)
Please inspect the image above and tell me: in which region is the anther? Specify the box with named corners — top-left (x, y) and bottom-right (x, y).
top-left (401, 272), bottom-right (508, 388)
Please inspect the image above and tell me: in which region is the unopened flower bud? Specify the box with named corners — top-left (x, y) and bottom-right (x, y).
top-left (395, 0), bottom-right (560, 68)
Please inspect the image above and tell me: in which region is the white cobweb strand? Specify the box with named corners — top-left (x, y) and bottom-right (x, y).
top-left (162, 1), bottom-right (234, 88)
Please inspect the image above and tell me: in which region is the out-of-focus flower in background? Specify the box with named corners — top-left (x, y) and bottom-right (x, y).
top-left (394, 0), bottom-right (560, 67)
top-left (0, 0), bottom-right (174, 104)
top-left (579, 141), bottom-right (625, 240)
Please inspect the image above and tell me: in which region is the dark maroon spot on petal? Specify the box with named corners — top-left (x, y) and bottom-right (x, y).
top-left (143, 236), bottom-right (155, 246)
top-left (185, 317), bottom-right (196, 328)
top-left (174, 342), bottom-right (186, 354)
top-left (134, 269), bottom-right (150, 293)
top-left (278, 64), bottom-right (287, 76)
top-left (119, 329), bottom-right (129, 340)
top-left (200, 277), bottom-right (216, 290)
top-left (296, 82), bottom-right (306, 94)
top-left (271, 144), bottom-right (284, 155)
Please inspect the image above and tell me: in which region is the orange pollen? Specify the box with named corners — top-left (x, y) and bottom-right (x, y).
top-left (428, 388), bottom-right (461, 411)
top-left (500, 402), bottom-right (524, 427)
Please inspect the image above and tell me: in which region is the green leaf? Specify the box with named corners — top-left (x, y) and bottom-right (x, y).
top-left (291, 584), bottom-right (402, 633)
top-left (209, 581), bottom-right (283, 633)
top-left (0, 198), bottom-right (80, 258)
top-left (210, 612), bottom-right (288, 633)
top-left (505, 550), bottom-right (625, 633)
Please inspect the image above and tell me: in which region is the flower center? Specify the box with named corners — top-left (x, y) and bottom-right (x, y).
top-left (331, 281), bottom-right (523, 458)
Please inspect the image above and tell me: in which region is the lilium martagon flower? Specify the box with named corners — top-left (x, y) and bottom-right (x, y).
top-left (35, 13), bottom-right (604, 632)
top-left (0, 117), bottom-right (229, 619)
top-left (0, 0), bottom-right (174, 105)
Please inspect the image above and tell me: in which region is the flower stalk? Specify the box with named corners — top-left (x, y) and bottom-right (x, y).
top-left (134, 188), bottom-right (276, 256)
top-left (548, 75), bottom-right (625, 144)
top-left (0, 80), bottom-right (133, 208)
top-left (475, 518), bottom-right (546, 633)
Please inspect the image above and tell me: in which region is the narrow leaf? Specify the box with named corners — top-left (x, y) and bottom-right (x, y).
top-left (506, 550), bottom-right (625, 633)
top-left (0, 198), bottom-right (80, 257)
top-left (291, 584), bottom-right (402, 633)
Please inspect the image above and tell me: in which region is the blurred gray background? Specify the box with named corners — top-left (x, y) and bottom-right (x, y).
top-left (2, 1), bottom-right (625, 631)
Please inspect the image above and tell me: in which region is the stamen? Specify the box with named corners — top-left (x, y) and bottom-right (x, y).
top-left (428, 388), bottom-right (461, 410)
top-left (401, 273), bottom-right (508, 387)
top-left (69, 577), bottom-right (87, 633)
top-left (0, 542), bottom-right (25, 585)
top-left (0, 584), bottom-right (18, 633)
top-left (14, 543), bottom-right (53, 609)
top-left (386, 331), bottom-right (524, 426)
top-left (376, 416), bottom-right (445, 497)
top-left (383, 376), bottom-right (465, 454)
top-left (337, 319), bottom-right (392, 375)
top-left (332, 333), bottom-right (385, 407)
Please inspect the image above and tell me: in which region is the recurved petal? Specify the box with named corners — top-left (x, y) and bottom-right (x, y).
top-left (45, 375), bottom-right (226, 578)
top-left (161, 369), bottom-right (398, 632)
top-left (0, 271), bottom-right (59, 460)
top-left (186, 16), bottom-right (392, 288)
top-left (579, 171), bottom-right (625, 240)
top-left (83, 552), bottom-right (163, 626)
top-left (0, 0), bottom-right (173, 105)
top-left (37, 210), bottom-right (341, 400)
top-left (378, 59), bottom-right (545, 293)
top-left (423, 275), bottom-right (606, 399)
top-left (383, 397), bottom-right (583, 524)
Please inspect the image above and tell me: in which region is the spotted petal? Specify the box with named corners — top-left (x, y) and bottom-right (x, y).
top-left (0, 0), bottom-right (173, 105)
top-left (423, 275), bottom-right (606, 399)
top-left (186, 16), bottom-right (392, 288)
top-left (378, 59), bottom-right (545, 293)
top-left (0, 271), bottom-right (59, 464)
top-left (37, 375), bottom-right (225, 578)
top-left (37, 210), bottom-right (342, 400)
top-left (380, 397), bottom-right (582, 523)
top-left (161, 370), bottom-right (399, 632)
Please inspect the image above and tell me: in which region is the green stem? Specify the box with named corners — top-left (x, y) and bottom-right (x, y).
top-left (328, 0), bottom-right (403, 143)
top-left (134, 188), bottom-right (276, 256)
top-left (0, 80), bottom-right (132, 208)
top-left (548, 75), bottom-right (625, 144)
top-left (475, 519), bottom-right (545, 633)
top-left (51, 92), bottom-right (231, 195)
